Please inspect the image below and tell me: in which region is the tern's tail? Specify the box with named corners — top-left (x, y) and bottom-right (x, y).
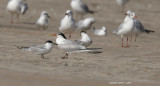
top-left (145, 29), bottom-right (155, 34)
top-left (68, 49), bottom-right (102, 54)
top-left (15, 45), bottom-right (29, 50)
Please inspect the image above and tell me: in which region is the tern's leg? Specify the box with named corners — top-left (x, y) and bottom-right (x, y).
top-left (130, 34), bottom-right (132, 42)
top-left (121, 38), bottom-right (123, 47)
top-left (62, 53), bottom-right (68, 59)
top-left (41, 55), bottom-right (44, 59)
top-left (10, 13), bottom-right (13, 24)
top-left (16, 14), bottom-right (19, 24)
top-left (126, 37), bottom-right (129, 47)
top-left (135, 34), bottom-right (137, 42)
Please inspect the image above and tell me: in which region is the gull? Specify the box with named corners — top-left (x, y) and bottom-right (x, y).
top-left (93, 26), bottom-right (107, 36)
top-left (59, 10), bottom-right (76, 38)
top-left (75, 31), bottom-right (92, 47)
top-left (15, 40), bottom-right (57, 59)
top-left (76, 17), bottom-right (95, 32)
top-left (7, 0), bottom-right (28, 23)
top-left (129, 12), bottom-right (155, 42)
top-left (113, 10), bottom-right (135, 47)
top-left (52, 33), bottom-right (91, 59)
top-left (116, 0), bottom-right (129, 12)
top-left (36, 11), bottom-right (51, 31)
top-left (71, 0), bottom-right (94, 20)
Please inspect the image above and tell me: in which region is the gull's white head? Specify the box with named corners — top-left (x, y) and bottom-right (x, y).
top-left (41, 11), bottom-right (51, 19)
top-left (125, 10), bottom-right (137, 19)
top-left (102, 27), bottom-right (106, 31)
top-left (65, 10), bottom-right (73, 17)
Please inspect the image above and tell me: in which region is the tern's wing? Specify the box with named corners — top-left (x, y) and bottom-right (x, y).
top-left (74, 39), bottom-right (84, 45)
top-left (29, 47), bottom-right (46, 55)
top-left (31, 44), bottom-right (45, 49)
top-left (59, 39), bottom-right (86, 51)
top-left (134, 19), bottom-right (145, 32)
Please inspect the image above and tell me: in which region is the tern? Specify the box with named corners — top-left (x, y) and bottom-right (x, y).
top-left (75, 31), bottom-right (92, 47)
top-left (52, 33), bottom-right (92, 59)
top-left (16, 40), bottom-right (57, 59)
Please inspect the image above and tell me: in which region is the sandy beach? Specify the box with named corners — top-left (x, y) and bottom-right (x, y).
top-left (0, 0), bottom-right (160, 86)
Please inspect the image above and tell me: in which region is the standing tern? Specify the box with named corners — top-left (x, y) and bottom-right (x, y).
top-left (36, 11), bottom-right (51, 31)
top-left (16, 40), bottom-right (57, 59)
top-left (7, 0), bottom-right (28, 23)
top-left (71, 0), bottom-right (94, 20)
top-left (113, 10), bottom-right (136, 47)
top-left (75, 31), bottom-right (92, 47)
top-left (59, 10), bottom-right (76, 38)
top-left (51, 33), bottom-right (91, 59)
top-left (130, 12), bottom-right (155, 42)
top-left (76, 17), bottom-right (95, 32)
top-left (93, 26), bottom-right (107, 36)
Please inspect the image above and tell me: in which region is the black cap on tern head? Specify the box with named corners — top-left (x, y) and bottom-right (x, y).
top-left (58, 32), bottom-right (67, 39)
top-left (46, 40), bottom-right (53, 43)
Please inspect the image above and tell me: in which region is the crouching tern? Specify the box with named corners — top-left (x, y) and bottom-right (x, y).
top-left (74, 31), bottom-right (92, 47)
top-left (93, 26), bottom-right (107, 36)
top-left (16, 40), bottom-right (57, 59)
top-left (51, 32), bottom-right (92, 59)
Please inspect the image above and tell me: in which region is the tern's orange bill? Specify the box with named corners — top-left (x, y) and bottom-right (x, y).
top-left (50, 34), bottom-right (57, 36)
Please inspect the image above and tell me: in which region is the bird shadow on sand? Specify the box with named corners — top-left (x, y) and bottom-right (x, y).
top-left (0, 24), bottom-right (37, 31)
top-left (88, 51), bottom-right (103, 54)
top-left (87, 48), bottom-right (102, 50)
top-left (87, 48), bottom-right (103, 54)
top-left (20, 22), bottom-right (35, 25)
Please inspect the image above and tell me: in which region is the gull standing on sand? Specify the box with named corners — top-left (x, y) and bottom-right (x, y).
top-left (130, 12), bottom-right (155, 42)
top-left (7, 0), bottom-right (28, 23)
top-left (59, 10), bottom-right (76, 38)
top-left (93, 26), bottom-right (107, 36)
top-left (52, 33), bottom-right (91, 59)
top-left (113, 10), bottom-right (135, 47)
top-left (36, 11), bottom-right (51, 31)
top-left (16, 40), bottom-right (57, 59)
top-left (76, 17), bottom-right (95, 32)
top-left (71, 0), bottom-right (94, 19)
top-left (75, 31), bottom-right (92, 47)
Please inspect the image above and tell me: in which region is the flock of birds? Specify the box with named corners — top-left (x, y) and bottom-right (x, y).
top-left (6, 0), bottom-right (154, 59)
